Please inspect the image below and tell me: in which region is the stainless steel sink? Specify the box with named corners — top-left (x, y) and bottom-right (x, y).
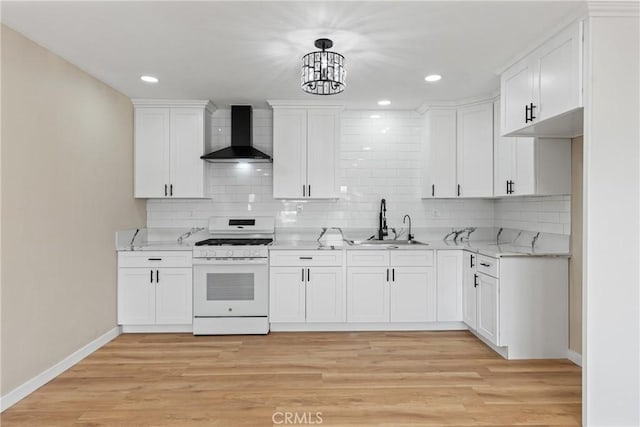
top-left (351, 239), bottom-right (429, 247)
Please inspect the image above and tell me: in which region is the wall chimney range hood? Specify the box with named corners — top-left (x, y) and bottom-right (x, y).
top-left (201, 105), bottom-right (272, 163)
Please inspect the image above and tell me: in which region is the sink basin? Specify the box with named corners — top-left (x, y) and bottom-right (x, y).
top-left (351, 239), bottom-right (429, 247)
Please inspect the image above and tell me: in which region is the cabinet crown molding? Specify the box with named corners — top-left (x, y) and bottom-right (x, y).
top-left (587, 1), bottom-right (640, 16)
top-left (267, 100), bottom-right (345, 109)
top-left (131, 99), bottom-right (216, 113)
top-left (417, 93), bottom-right (499, 115)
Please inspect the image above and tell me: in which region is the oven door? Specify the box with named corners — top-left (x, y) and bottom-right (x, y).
top-left (193, 259), bottom-right (268, 317)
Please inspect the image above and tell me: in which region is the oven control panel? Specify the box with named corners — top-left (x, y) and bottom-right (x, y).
top-left (193, 247), bottom-right (269, 259)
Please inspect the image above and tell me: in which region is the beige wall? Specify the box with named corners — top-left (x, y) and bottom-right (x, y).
top-left (569, 136), bottom-right (583, 355)
top-left (0, 25), bottom-right (145, 394)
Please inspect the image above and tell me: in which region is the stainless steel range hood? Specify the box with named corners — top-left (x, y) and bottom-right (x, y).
top-left (201, 105), bottom-right (272, 163)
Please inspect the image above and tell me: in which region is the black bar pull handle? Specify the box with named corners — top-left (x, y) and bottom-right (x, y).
top-left (525, 104), bottom-right (530, 123)
top-left (307, 268), bottom-right (310, 282)
top-left (170, 184), bottom-right (173, 196)
top-left (470, 254), bottom-right (475, 268)
top-left (164, 184), bottom-right (168, 197)
top-left (529, 103), bottom-right (536, 120)
top-left (308, 185), bottom-right (311, 197)
top-left (299, 257), bottom-right (313, 260)
top-left (148, 258), bottom-right (162, 261)
top-left (392, 268), bottom-right (395, 282)
top-left (301, 268), bottom-right (305, 282)
top-left (303, 185), bottom-right (306, 197)
top-left (150, 270), bottom-right (153, 283)
top-left (432, 184), bottom-right (435, 197)
top-left (457, 184), bottom-right (461, 197)
top-left (480, 262), bottom-right (491, 267)
top-left (474, 274), bottom-right (479, 288)
top-left (386, 268), bottom-right (389, 282)
top-left (156, 270), bottom-right (159, 283)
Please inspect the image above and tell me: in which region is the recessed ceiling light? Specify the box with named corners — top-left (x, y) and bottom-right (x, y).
top-left (424, 74), bottom-right (442, 82)
top-left (377, 100), bottom-right (391, 106)
top-left (370, 114), bottom-right (381, 119)
top-left (140, 75), bottom-right (159, 83)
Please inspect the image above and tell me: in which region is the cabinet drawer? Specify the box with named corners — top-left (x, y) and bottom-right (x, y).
top-left (346, 250), bottom-right (390, 267)
top-left (390, 250), bottom-right (434, 267)
top-left (476, 254), bottom-right (499, 278)
top-left (269, 250), bottom-right (343, 267)
top-left (118, 251), bottom-right (192, 268)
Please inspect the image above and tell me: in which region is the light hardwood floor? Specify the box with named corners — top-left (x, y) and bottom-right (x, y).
top-left (1, 331), bottom-right (581, 426)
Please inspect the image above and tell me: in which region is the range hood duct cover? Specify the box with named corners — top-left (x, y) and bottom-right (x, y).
top-left (201, 105), bottom-right (272, 163)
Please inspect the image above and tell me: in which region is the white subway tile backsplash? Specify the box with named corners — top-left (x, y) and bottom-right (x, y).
top-left (147, 109), bottom-right (571, 235)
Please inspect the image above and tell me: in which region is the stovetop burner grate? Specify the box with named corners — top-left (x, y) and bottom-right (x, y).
top-left (195, 238), bottom-right (273, 246)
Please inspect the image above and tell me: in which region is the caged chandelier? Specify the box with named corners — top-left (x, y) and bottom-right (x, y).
top-left (301, 38), bottom-right (346, 95)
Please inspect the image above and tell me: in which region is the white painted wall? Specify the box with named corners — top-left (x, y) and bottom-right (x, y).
top-left (583, 11), bottom-right (640, 426)
top-left (148, 109), bottom-right (569, 234)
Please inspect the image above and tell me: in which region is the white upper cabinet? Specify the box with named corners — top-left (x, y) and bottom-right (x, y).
top-left (494, 101), bottom-right (571, 197)
top-left (269, 101), bottom-right (342, 199)
top-left (500, 20), bottom-right (583, 137)
top-left (421, 102), bottom-right (494, 199)
top-left (133, 100), bottom-right (214, 198)
top-left (456, 103), bottom-right (494, 197)
top-left (421, 109), bottom-right (457, 198)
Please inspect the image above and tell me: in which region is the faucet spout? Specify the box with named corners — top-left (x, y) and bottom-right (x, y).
top-left (403, 214), bottom-right (413, 242)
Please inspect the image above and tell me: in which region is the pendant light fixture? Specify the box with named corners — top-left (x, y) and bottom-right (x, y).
top-left (301, 38), bottom-right (346, 95)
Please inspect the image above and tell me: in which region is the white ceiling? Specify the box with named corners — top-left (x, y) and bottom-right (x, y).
top-left (1, 1), bottom-right (585, 109)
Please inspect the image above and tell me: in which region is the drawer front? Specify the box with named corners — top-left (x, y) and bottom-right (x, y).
top-left (269, 250), bottom-right (343, 267)
top-left (118, 251), bottom-right (192, 268)
top-left (476, 254), bottom-right (499, 278)
top-left (346, 250), bottom-right (390, 267)
top-left (390, 250), bottom-right (434, 267)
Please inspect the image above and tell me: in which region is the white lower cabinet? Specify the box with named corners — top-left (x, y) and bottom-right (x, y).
top-left (306, 267), bottom-right (345, 322)
top-left (346, 250), bottom-right (435, 323)
top-left (462, 252), bottom-right (478, 330)
top-left (269, 267), bottom-right (307, 323)
top-left (436, 250), bottom-right (463, 321)
top-left (269, 252), bottom-right (345, 324)
top-left (346, 267), bottom-right (389, 322)
top-left (390, 267), bottom-right (436, 322)
top-left (476, 272), bottom-right (499, 345)
top-left (118, 263), bottom-right (192, 326)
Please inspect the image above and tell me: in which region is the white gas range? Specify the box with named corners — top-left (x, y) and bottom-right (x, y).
top-left (192, 217), bottom-right (274, 335)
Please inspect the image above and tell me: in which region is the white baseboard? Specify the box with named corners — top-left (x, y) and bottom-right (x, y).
top-left (0, 326), bottom-right (121, 412)
top-left (121, 324), bottom-right (192, 333)
top-left (270, 321), bottom-right (468, 332)
top-left (567, 349), bottom-right (583, 366)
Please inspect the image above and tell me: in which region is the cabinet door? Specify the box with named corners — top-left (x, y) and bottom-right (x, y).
top-left (306, 109), bottom-right (339, 199)
top-left (306, 267), bottom-right (344, 322)
top-left (269, 267), bottom-right (306, 322)
top-left (494, 100), bottom-right (514, 197)
top-left (501, 61), bottom-right (535, 135)
top-left (347, 267), bottom-right (389, 322)
top-left (390, 267), bottom-right (435, 322)
top-left (134, 108), bottom-right (171, 198)
top-left (118, 268), bottom-right (156, 325)
top-left (477, 273), bottom-right (499, 346)
top-left (457, 103), bottom-right (494, 197)
top-left (273, 109), bottom-right (307, 199)
top-left (436, 251), bottom-right (463, 321)
top-left (422, 109), bottom-right (457, 198)
top-left (155, 268), bottom-right (193, 324)
top-left (512, 137), bottom-right (536, 195)
top-left (536, 22), bottom-right (582, 121)
top-left (170, 108), bottom-right (204, 198)
top-left (462, 252), bottom-right (477, 329)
